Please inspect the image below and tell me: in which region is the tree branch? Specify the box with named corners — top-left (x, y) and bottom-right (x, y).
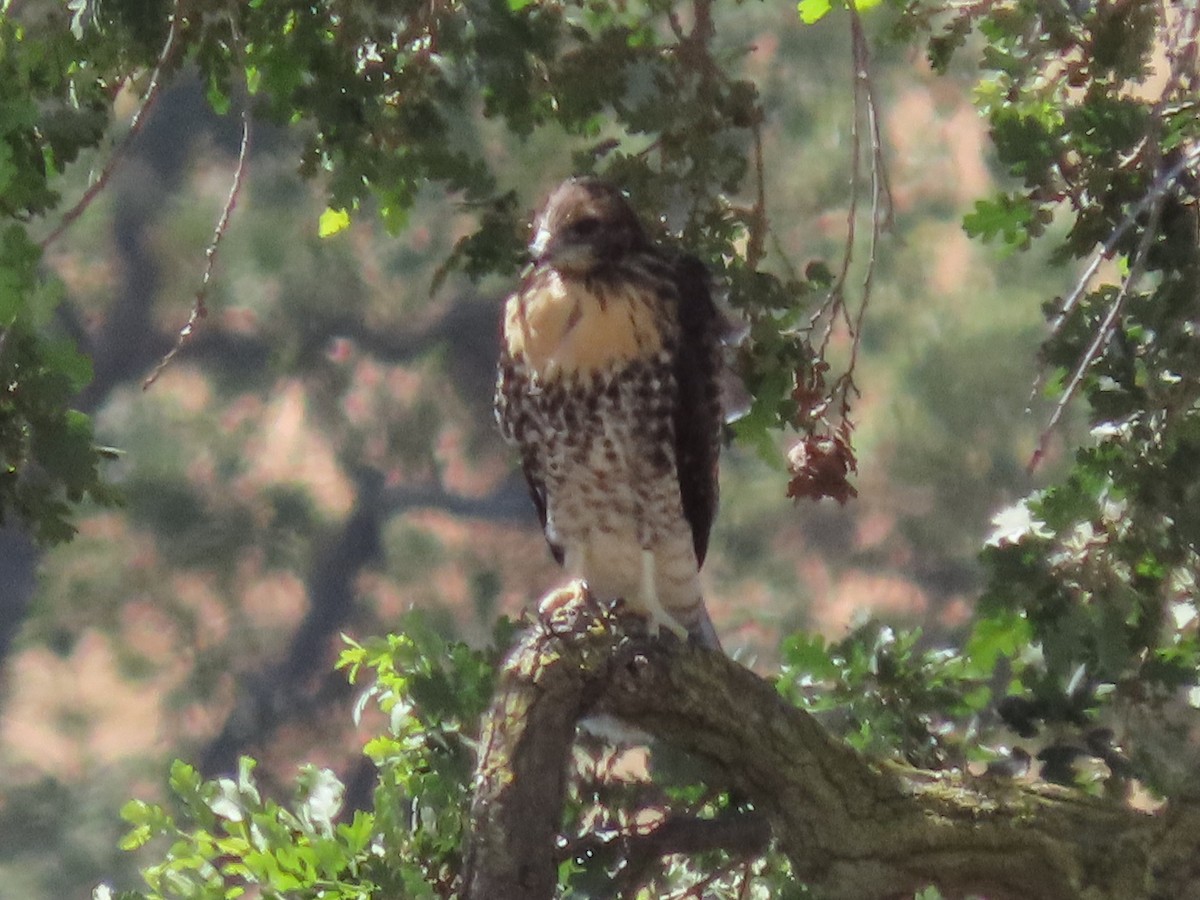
top-left (39, 0), bottom-right (187, 250)
top-left (465, 584), bottom-right (1195, 900)
top-left (144, 100), bottom-right (253, 389)
top-left (609, 811), bottom-right (770, 897)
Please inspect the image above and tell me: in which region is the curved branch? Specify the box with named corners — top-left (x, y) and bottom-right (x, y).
top-left (466, 584), bottom-right (1191, 900)
top-left (144, 102), bottom-right (253, 389)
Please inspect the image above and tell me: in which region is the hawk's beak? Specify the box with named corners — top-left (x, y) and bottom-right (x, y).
top-left (530, 225), bottom-right (552, 260)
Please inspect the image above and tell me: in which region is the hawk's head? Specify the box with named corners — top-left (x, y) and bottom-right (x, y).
top-left (530, 178), bottom-right (650, 276)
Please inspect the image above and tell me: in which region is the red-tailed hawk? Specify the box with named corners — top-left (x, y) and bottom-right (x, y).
top-left (494, 178), bottom-right (723, 648)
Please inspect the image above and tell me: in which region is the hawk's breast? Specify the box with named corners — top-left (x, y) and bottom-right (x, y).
top-left (496, 267), bottom-right (699, 610)
top-left (502, 269), bottom-right (670, 378)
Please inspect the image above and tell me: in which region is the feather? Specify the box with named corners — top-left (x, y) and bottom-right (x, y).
top-left (669, 253), bottom-right (722, 566)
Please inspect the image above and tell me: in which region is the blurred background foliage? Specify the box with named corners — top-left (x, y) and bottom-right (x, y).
top-left (5, 0), bottom-right (1197, 895)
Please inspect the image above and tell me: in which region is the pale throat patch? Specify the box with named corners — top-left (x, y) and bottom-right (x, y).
top-left (504, 271), bottom-right (665, 377)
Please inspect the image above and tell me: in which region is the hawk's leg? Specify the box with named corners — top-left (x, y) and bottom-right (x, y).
top-left (639, 549), bottom-right (688, 641)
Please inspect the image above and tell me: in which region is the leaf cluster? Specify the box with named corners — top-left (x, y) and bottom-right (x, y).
top-left (889, 0), bottom-right (1200, 796)
top-left (103, 614), bottom-right (504, 900)
top-left (0, 8), bottom-right (131, 541)
top-left (778, 615), bottom-right (1025, 770)
top-left (6, 0), bottom-right (847, 537)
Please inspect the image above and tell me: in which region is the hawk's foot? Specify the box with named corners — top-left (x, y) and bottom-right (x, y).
top-left (647, 610), bottom-right (690, 643)
top-left (608, 598), bottom-right (688, 643)
top-left (635, 550), bottom-right (691, 643)
top-left (537, 579), bottom-right (593, 635)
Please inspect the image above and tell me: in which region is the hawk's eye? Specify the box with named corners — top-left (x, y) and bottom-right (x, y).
top-left (568, 217), bottom-right (602, 239)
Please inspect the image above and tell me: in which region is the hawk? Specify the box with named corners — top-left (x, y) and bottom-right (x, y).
top-left (494, 177), bottom-right (724, 648)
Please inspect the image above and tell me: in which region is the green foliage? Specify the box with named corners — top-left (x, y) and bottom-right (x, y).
top-left (102, 615), bottom-right (501, 900)
top-left (889, 0), bottom-right (1200, 794)
top-left (779, 621), bottom-right (999, 768)
top-left (962, 193), bottom-right (1050, 251)
top-left (199, 0), bottom-right (832, 454)
top-left (0, 7), bottom-right (126, 541)
top-left (4, 0), bottom-right (844, 540)
top-left (118, 758), bottom-right (378, 899)
top-left (340, 618), bottom-right (497, 888)
top-left (103, 611), bottom-right (808, 899)
top-left (0, 311), bottom-right (120, 542)
top-left (798, 0), bottom-right (882, 26)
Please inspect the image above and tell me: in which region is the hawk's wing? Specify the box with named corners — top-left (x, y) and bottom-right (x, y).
top-left (670, 254), bottom-right (723, 568)
top-left (520, 449), bottom-right (564, 565)
top-left (495, 334), bottom-right (566, 566)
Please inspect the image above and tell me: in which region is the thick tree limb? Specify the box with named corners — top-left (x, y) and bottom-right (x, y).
top-left (465, 584), bottom-right (1198, 900)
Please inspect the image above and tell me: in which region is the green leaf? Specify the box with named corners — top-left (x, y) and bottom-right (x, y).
top-left (797, 0), bottom-right (833, 24)
top-left (296, 766), bottom-right (343, 833)
top-left (318, 207), bottom-right (352, 238)
top-left (780, 632), bottom-right (841, 681)
top-left (337, 810), bottom-right (374, 854)
top-left (119, 824), bottom-right (152, 851)
top-left (42, 338), bottom-right (93, 392)
top-left (965, 611), bottom-right (1031, 672)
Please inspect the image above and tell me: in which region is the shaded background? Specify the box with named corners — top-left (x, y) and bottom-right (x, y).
top-left (0, 5), bottom-right (1074, 896)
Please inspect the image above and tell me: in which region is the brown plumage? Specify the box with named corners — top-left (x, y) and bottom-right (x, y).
top-left (494, 178), bottom-right (723, 647)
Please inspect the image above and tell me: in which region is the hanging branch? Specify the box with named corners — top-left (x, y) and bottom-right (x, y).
top-left (744, 119), bottom-right (769, 271)
top-left (1028, 190), bottom-right (1165, 472)
top-left (40, 0), bottom-right (186, 250)
top-left (832, 1), bottom-right (894, 420)
top-left (143, 93), bottom-right (252, 389)
top-left (142, 1), bottom-right (258, 389)
top-left (786, 0), bottom-right (893, 505)
top-left (806, 0), bottom-right (892, 392)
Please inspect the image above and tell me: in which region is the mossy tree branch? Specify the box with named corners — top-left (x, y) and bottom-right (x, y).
top-left (464, 584), bottom-right (1198, 900)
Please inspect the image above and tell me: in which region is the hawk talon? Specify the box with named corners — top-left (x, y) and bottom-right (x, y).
top-left (537, 579), bottom-right (591, 635)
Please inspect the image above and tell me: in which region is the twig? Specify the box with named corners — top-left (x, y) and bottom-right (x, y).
top-left (1044, 145), bottom-right (1200, 343)
top-left (803, 0), bottom-right (893, 430)
top-left (614, 811), bottom-right (771, 896)
top-left (769, 227), bottom-right (802, 284)
top-left (745, 119), bottom-right (768, 270)
top-left (40, 0), bottom-right (186, 250)
top-left (811, 57), bottom-right (862, 359)
top-left (143, 101), bottom-right (252, 389)
top-left (838, 2), bottom-right (893, 415)
top-left (1045, 7), bottom-right (1200, 343)
top-left (1028, 174), bottom-right (1165, 472)
top-left (1027, 8), bottom-right (1200, 467)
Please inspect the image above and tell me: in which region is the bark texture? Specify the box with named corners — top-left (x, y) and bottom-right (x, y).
top-left (464, 584), bottom-right (1200, 900)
